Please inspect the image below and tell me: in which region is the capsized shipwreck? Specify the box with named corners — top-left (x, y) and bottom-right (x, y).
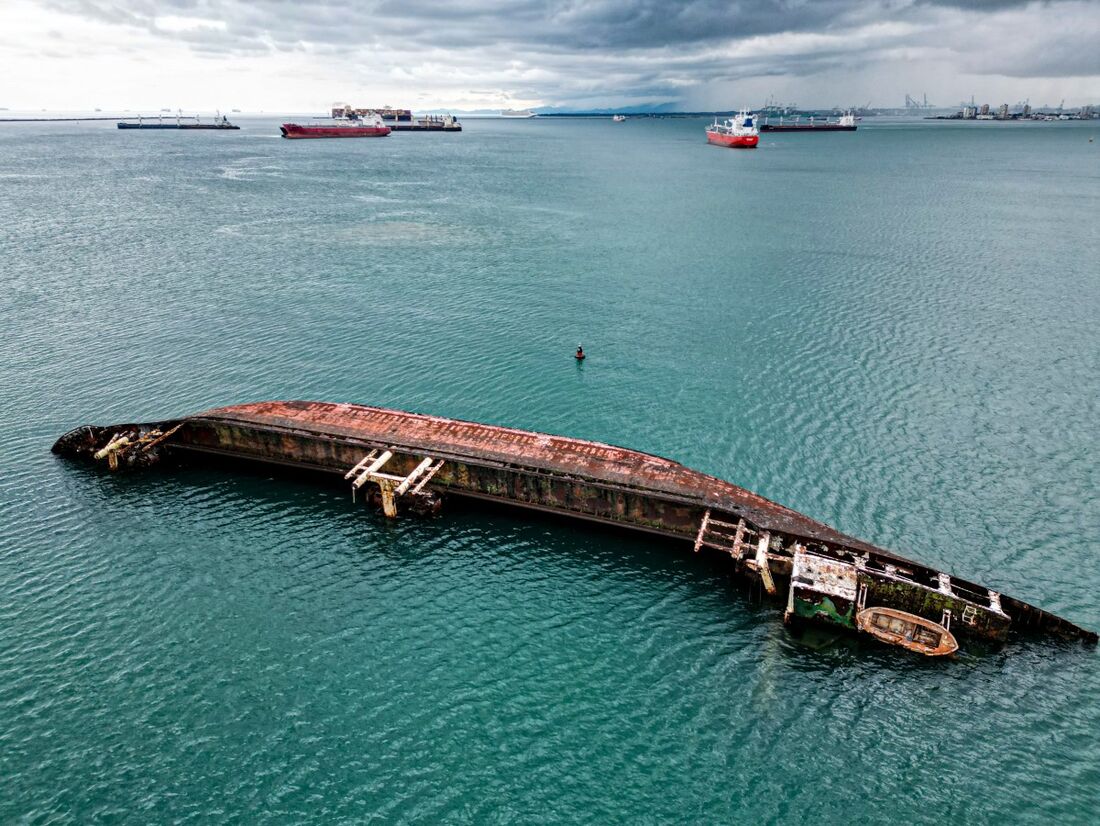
top-left (52, 400), bottom-right (1097, 651)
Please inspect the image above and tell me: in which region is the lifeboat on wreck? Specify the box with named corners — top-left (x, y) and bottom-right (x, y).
top-left (856, 607), bottom-right (959, 657)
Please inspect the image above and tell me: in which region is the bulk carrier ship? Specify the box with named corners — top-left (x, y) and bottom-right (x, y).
top-left (117, 113), bottom-right (239, 130)
top-left (761, 111), bottom-right (858, 132)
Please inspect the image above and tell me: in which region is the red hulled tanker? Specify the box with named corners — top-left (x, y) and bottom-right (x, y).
top-left (706, 109), bottom-right (759, 148)
top-left (281, 111), bottom-right (390, 139)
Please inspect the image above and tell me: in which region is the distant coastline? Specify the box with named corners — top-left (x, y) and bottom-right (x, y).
top-left (0, 116), bottom-right (127, 122)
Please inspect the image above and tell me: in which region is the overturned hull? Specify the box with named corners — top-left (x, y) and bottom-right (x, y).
top-left (52, 400), bottom-right (1097, 648)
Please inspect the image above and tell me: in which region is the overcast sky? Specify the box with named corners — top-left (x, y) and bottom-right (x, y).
top-left (1, 1), bottom-right (1097, 111)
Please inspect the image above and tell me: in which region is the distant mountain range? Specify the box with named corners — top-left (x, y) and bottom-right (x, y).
top-left (533, 102), bottom-right (684, 115)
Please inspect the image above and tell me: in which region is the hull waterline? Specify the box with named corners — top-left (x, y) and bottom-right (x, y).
top-left (706, 130), bottom-right (759, 148)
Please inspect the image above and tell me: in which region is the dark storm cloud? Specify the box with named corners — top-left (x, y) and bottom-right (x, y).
top-left (47, 0), bottom-right (868, 50)
top-left (40, 0), bottom-right (1100, 102)
top-left (918, 0), bottom-right (1033, 7)
top-left (370, 0), bottom-right (862, 49)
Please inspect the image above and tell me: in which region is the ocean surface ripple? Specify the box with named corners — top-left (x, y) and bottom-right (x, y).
top-left (1, 116), bottom-right (1098, 823)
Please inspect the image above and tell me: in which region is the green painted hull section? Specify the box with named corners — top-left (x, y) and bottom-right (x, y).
top-left (791, 595), bottom-right (855, 629)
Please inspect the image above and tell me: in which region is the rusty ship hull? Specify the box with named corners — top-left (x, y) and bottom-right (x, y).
top-left (52, 400), bottom-right (1097, 648)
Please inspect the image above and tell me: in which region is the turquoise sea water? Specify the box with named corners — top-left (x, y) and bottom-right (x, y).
top-left (1, 116), bottom-right (1098, 823)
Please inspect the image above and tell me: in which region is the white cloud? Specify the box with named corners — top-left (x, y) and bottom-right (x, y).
top-left (153, 15), bottom-right (227, 34)
top-left (0, 0), bottom-right (1097, 111)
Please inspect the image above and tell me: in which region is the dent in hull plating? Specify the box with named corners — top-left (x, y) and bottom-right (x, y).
top-left (52, 400), bottom-right (1097, 650)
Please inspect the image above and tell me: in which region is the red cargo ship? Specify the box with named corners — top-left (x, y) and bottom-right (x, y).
top-left (705, 109), bottom-right (759, 148)
top-left (280, 111), bottom-right (390, 139)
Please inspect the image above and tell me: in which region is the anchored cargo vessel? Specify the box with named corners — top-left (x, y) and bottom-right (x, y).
top-left (280, 111), bottom-right (390, 139)
top-left (332, 104), bottom-right (412, 122)
top-left (761, 111), bottom-right (857, 132)
top-left (52, 401), bottom-right (1096, 653)
top-left (330, 103), bottom-right (462, 132)
top-left (117, 114), bottom-right (239, 130)
top-left (706, 110), bottom-right (759, 148)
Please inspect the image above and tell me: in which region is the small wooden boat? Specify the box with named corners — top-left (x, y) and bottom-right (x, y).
top-left (856, 607), bottom-right (958, 656)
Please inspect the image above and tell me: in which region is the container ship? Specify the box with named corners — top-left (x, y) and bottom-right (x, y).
top-left (330, 103), bottom-right (462, 132)
top-left (53, 400), bottom-right (1097, 656)
top-left (117, 113), bottom-right (239, 130)
top-left (705, 110), bottom-right (759, 148)
top-left (280, 111), bottom-right (390, 139)
top-left (761, 111), bottom-right (857, 132)
top-left (333, 104), bottom-right (412, 122)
